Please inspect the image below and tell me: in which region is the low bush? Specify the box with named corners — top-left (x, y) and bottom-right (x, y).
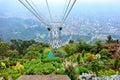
top-left (23, 51), bottom-right (41, 60)
top-left (53, 62), bottom-right (65, 74)
top-left (23, 59), bottom-right (56, 75)
top-left (98, 69), bottom-right (116, 76)
top-left (42, 57), bottom-right (64, 63)
top-left (68, 66), bottom-right (88, 80)
top-left (0, 68), bottom-right (22, 80)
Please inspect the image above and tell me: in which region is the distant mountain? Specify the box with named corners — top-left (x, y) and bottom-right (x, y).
top-left (0, 17), bottom-right (74, 43)
top-left (0, 17), bottom-right (120, 43)
top-left (0, 17), bottom-right (48, 42)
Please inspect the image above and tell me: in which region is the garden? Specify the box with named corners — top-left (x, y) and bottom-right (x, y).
top-left (0, 36), bottom-right (120, 80)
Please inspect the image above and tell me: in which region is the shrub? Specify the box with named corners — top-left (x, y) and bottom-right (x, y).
top-left (0, 62), bottom-right (6, 69)
top-left (56, 68), bottom-right (65, 74)
top-left (24, 51), bottom-right (41, 60)
top-left (12, 62), bottom-right (24, 71)
top-left (42, 57), bottom-right (63, 63)
top-left (89, 59), bottom-right (104, 75)
top-left (7, 50), bottom-right (19, 58)
top-left (42, 48), bottom-right (51, 58)
top-left (23, 59), bottom-right (56, 75)
top-left (76, 39), bottom-right (95, 52)
top-left (98, 69), bottom-right (116, 76)
top-left (99, 49), bottom-right (110, 56)
top-left (95, 40), bottom-right (103, 53)
top-left (86, 54), bottom-right (94, 61)
top-left (26, 44), bottom-right (43, 53)
top-left (23, 59), bottom-right (42, 74)
top-left (33, 63), bottom-right (56, 74)
top-left (63, 43), bottom-right (77, 56)
top-left (68, 66), bottom-right (88, 80)
top-left (79, 66), bottom-right (88, 74)
top-left (52, 62), bottom-right (65, 74)
top-left (67, 54), bottom-right (78, 62)
top-left (0, 42), bottom-right (10, 56)
top-left (113, 55), bottom-right (120, 70)
top-left (1, 58), bottom-right (10, 68)
top-left (99, 49), bottom-right (110, 59)
top-left (0, 68), bottom-right (22, 80)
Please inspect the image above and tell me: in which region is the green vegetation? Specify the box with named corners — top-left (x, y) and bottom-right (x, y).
top-left (0, 38), bottom-right (120, 80)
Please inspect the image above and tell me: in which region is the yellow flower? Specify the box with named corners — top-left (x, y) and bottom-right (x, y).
top-left (13, 62), bottom-right (24, 71)
top-left (1, 62), bottom-right (6, 68)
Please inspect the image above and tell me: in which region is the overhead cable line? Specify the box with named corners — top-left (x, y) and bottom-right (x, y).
top-left (60, 0), bottom-right (71, 28)
top-left (25, 0), bottom-right (45, 21)
top-left (62, 0), bottom-right (71, 22)
top-left (62, 0), bottom-right (68, 19)
top-left (63, 0), bottom-right (76, 22)
top-left (46, 0), bottom-right (53, 22)
top-left (18, 0), bottom-right (49, 27)
top-left (30, 0), bottom-right (47, 20)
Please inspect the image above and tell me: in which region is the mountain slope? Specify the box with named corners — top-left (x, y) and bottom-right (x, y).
top-left (0, 17), bottom-right (47, 41)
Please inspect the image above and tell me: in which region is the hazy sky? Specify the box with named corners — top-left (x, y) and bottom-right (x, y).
top-left (0, 0), bottom-right (120, 19)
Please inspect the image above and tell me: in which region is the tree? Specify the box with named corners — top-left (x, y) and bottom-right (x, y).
top-left (99, 49), bottom-right (110, 59)
top-left (95, 40), bottom-right (103, 54)
top-left (106, 35), bottom-right (112, 43)
top-left (7, 50), bottom-right (19, 58)
top-left (0, 42), bottom-right (10, 56)
top-left (0, 38), bottom-right (3, 42)
top-left (69, 39), bottom-right (74, 44)
top-left (10, 39), bottom-right (36, 55)
top-left (64, 43), bottom-right (77, 56)
top-left (113, 55), bottom-right (120, 70)
top-left (25, 43), bottom-right (43, 54)
top-left (76, 39), bottom-right (95, 52)
top-left (90, 59), bottom-right (104, 75)
top-left (24, 51), bottom-right (41, 60)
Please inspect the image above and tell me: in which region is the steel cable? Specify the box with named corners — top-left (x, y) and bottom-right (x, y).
top-left (62, 0), bottom-right (71, 21)
top-left (46, 0), bottom-right (53, 22)
top-left (18, 0), bottom-right (49, 27)
top-left (30, 0), bottom-right (47, 21)
top-left (63, 0), bottom-right (76, 22)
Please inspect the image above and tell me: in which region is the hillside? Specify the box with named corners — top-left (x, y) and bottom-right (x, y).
top-left (0, 17), bottom-right (120, 42)
top-left (0, 17), bottom-right (47, 41)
